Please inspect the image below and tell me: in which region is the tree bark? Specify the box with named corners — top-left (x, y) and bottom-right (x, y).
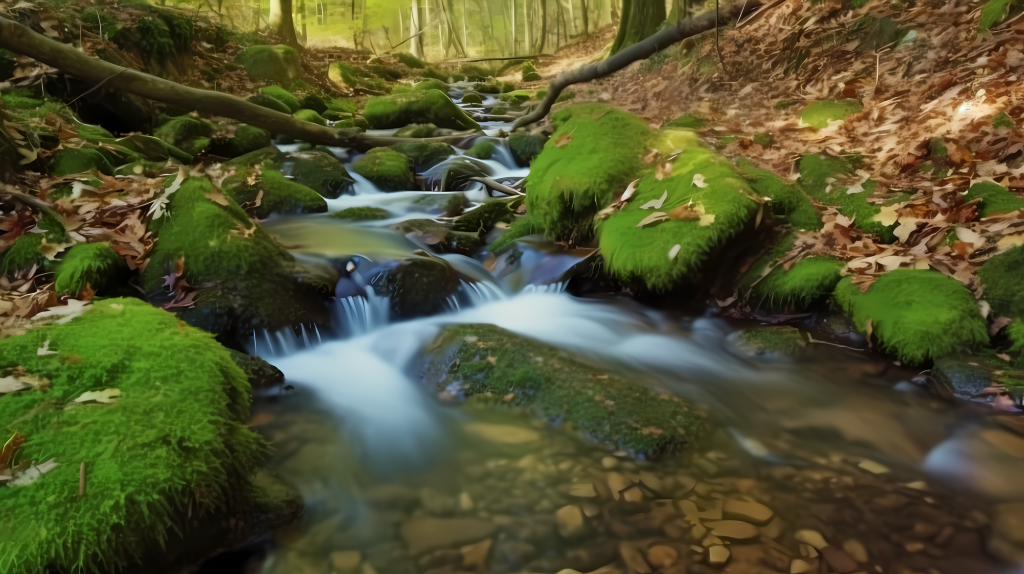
top-left (410, 0), bottom-right (424, 58)
top-left (608, 0), bottom-right (665, 55)
top-left (269, 0), bottom-right (300, 47)
top-left (0, 16), bottom-right (474, 152)
top-left (514, 4), bottom-right (755, 129)
top-left (579, 0), bottom-right (588, 35)
top-left (537, 0), bottom-right (547, 53)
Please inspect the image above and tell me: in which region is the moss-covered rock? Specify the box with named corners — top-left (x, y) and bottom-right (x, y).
top-left (397, 52), bottom-right (426, 69)
top-left (141, 177), bottom-right (326, 337)
top-left (260, 85), bottom-right (302, 113)
top-left (423, 324), bottom-right (709, 456)
top-left (351, 148), bottom-right (414, 192)
top-left (527, 104), bottom-right (652, 239)
top-left (211, 124), bottom-right (272, 158)
top-left (236, 45), bottom-right (302, 85)
top-left (414, 79), bottom-right (449, 93)
top-left (739, 233), bottom-right (844, 310)
top-left (411, 192), bottom-right (470, 217)
top-left (0, 234), bottom-right (47, 275)
top-left (48, 148), bottom-right (116, 177)
top-left (247, 94), bottom-right (292, 115)
top-left (293, 109), bottom-right (327, 126)
top-left (421, 67), bottom-right (449, 82)
top-left (452, 199), bottom-right (516, 234)
top-left (499, 89), bottom-right (533, 103)
top-left (798, 152), bottom-right (901, 241)
top-left (474, 81), bottom-right (515, 94)
top-left (489, 215), bottom-right (543, 253)
top-left (599, 129), bottom-right (760, 290)
top-left (801, 99), bottom-right (863, 129)
top-left (54, 242), bottom-right (127, 296)
top-left (331, 206), bottom-right (390, 221)
top-left (394, 123), bottom-right (438, 138)
top-left (362, 90), bottom-right (481, 131)
top-left (730, 325), bottom-right (808, 358)
top-left (0, 298), bottom-right (267, 573)
top-left (460, 92), bottom-right (484, 105)
top-left (464, 139), bottom-right (496, 160)
top-left (965, 181), bottom-right (1024, 217)
top-left (392, 142), bottom-right (456, 170)
top-left (154, 116), bottom-right (215, 157)
top-left (737, 159), bottom-right (820, 230)
top-left (392, 219), bottom-right (483, 256)
top-left (978, 245), bottom-right (1024, 319)
top-left (222, 168), bottom-right (328, 219)
top-left (279, 149), bottom-right (355, 198)
top-left (508, 133), bottom-right (547, 167)
top-left (521, 62), bottom-right (541, 82)
top-left (364, 255), bottom-right (459, 318)
top-left (665, 114), bottom-right (707, 129)
top-left (833, 269), bottom-right (988, 364)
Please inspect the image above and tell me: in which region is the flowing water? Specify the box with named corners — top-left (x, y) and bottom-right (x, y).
top-left (215, 94), bottom-right (1024, 574)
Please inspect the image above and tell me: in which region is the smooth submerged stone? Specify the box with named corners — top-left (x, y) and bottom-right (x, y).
top-left (795, 529), bottom-right (829, 550)
top-left (707, 545), bottom-right (730, 566)
top-left (723, 499), bottom-right (774, 525)
top-left (704, 520), bottom-right (759, 540)
top-left (556, 504), bottom-right (586, 538)
top-left (569, 482), bottom-right (597, 498)
top-left (400, 517), bottom-right (496, 555)
top-left (465, 422), bottom-right (541, 444)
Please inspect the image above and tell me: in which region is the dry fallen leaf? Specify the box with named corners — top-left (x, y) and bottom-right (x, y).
top-left (636, 212), bottom-right (669, 227)
top-left (73, 388), bottom-right (121, 404)
top-left (640, 191), bottom-right (668, 210)
top-left (692, 174), bottom-right (708, 188)
top-left (554, 132), bottom-right (573, 147)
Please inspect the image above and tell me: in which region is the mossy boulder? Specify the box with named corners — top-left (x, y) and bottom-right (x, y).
top-left (153, 116), bottom-right (214, 157)
top-left (461, 92), bottom-right (484, 105)
top-left (730, 326), bottom-right (808, 358)
top-left (392, 219), bottom-right (482, 257)
top-left (362, 90), bottom-right (481, 131)
top-left (279, 149), bottom-right (355, 198)
top-left (801, 99), bottom-right (863, 129)
top-left (351, 148), bottom-right (414, 192)
top-left (521, 62), bottom-right (541, 82)
top-left (394, 123), bottom-right (438, 138)
top-left (247, 94), bottom-right (292, 115)
top-left (210, 124), bottom-right (272, 158)
top-left (421, 67), bottom-right (449, 82)
top-left (293, 109), bottom-right (328, 126)
top-left (0, 298), bottom-right (267, 573)
top-left (392, 142), bottom-right (456, 170)
top-left (54, 242), bottom-right (127, 296)
top-left (260, 85), bottom-right (302, 113)
top-left (738, 233), bottom-right (844, 310)
top-left (49, 148), bottom-right (116, 177)
top-left (474, 81), bottom-right (515, 94)
top-left (331, 206), bottom-right (390, 221)
top-left (965, 181), bottom-right (1024, 217)
top-left (397, 52), bottom-right (426, 69)
top-left (236, 45), bottom-right (302, 85)
top-left (833, 269), bottom-right (988, 364)
top-left (423, 324), bottom-right (710, 456)
top-left (527, 104), bottom-right (653, 239)
top-left (665, 114), bottom-right (708, 130)
top-left (1, 234), bottom-right (47, 274)
top-left (978, 245), bottom-right (1024, 319)
top-left (414, 79), bottom-right (449, 93)
top-left (464, 139), bottom-right (496, 160)
top-left (499, 90), bottom-right (533, 103)
top-left (222, 168), bottom-right (328, 219)
top-left (508, 133), bottom-right (547, 167)
top-left (599, 129), bottom-right (760, 290)
top-left (141, 177), bottom-right (326, 338)
top-left (363, 255), bottom-right (459, 318)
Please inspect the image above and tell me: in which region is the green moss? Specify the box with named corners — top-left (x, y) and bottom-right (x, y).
top-left (1, 234), bottom-right (46, 275)
top-left (236, 45), bottom-right (302, 85)
top-left (362, 90), bottom-right (481, 131)
top-left (464, 140), bottom-right (496, 160)
top-left (490, 104), bottom-right (509, 116)
top-left (414, 79), bottom-right (449, 93)
top-left (752, 132), bottom-right (773, 148)
top-left (508, 133), bottom-right (547, 167)
top-left (965, 181), bottom-right (1024, 217)
top-left (774, 99), bottom-right (799, 110)
top-left (392, 219), bottom-right (482, 256)
top-left (421, 67), bottom-right (449, 82)
top-left (798, 153), bottom-right (898, 240)
top-left (351, 148), bottom-right (413, 192)
top-left (222, 169), bottom-right (327, 219)
top-left (260, 85), bottom-right (301, 113)
top-left (1009, 321), bottom-right (1024, 358)
top-left (979, 245), bottom-right (1024, 318)
top-left (734, 326), bottom-right (807, 356)
top-left (739, 234), bottom-right (844, 309)
top-left (489, 215), bottom-right (543, 253)
top-left (397, 52), bottom-right (426, 69)
top-left (979, 0), bottom-right (1023, 29)
top-left (394, 123), bottom-right (438, 138)
top-left (330, 206), bottom-right (390, 221)
top-left (0, 298), bottom-right (265, 573)
top-left (474, 81), bottom-right (515, 94)
top-left (527, 104), bottom-right (653, 239)
top-left (461, 92), bottom-right (484, 105)
top-left (521, 62), bottom-right (541, 82)
top-left (801, 99), bottom-right (863, 128)
top-left (391, 142), bottom-right (455, 169)
top-left (293, 109), bottom-right (327, 126)
top-left (246, 94), bottom-right (292, 115)
top-left (993, 111), bottom-right (1015, 128)
top-left (49, 148), bottom-right (115, 177)
top-left (279, 149), bottom-right (355, 198)
top-left (833, 269), bottom-right (988, 364)
top-left (53, 242), bottom-right (126, 296)
top-left (412, 192), bottom-right (470, 217)
top-left (598, 129), bottom-right (760, 290)
top-left (737, 158), bottom-right (820, 230)
top-left (154, 116), bottom-right (214, 157)
top-left (664, 113), bottom-right (707, 129)
top-left (499, 89), bottom-right (533, 103)
top-left (452, 200), bottom-right (516, 233)
top-left (426, 324), bottom-right (709, 456)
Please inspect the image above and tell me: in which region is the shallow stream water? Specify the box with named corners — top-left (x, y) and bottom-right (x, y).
top-left (206, 92), bottom-right (1024, 574)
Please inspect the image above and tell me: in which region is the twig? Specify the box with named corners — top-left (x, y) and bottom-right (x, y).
top-left (390, 28), bottom-right (427, 50)
top-left (67, 69), bottom-right (125, 105)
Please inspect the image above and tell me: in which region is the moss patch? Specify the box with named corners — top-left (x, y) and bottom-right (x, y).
top-left (154, 116), bottom-right (214, 157)
top-left (0, 298), bottom-right (265, 573)
top-left (739, 234), bottom-right (844, 310)
top-left (527, 104), bottom-right (653, 239)
top-left (236, 45), bottom-right (302, 85)
top-left (260, 86), bottom-right (301, 113)
top-left (598, 129), bottom-right (760, 290)
top-left (461, 92), bottom-right (483, 105)
top-left (664, 114), bottom-right (707, 129)
top-left (521, 62), bottom-right (541, 82)
top-left (362, 90), bottom-right (480, 131)
top-left (489, 215), bottom-right (543, 253)
top-left (833, 269), bottom-right (988, 364)
top-left (222, 169), bottom-right (328, 219)
top-left (965, 181), bottom-right (1024, 217)
top-left (733, 326), bottom-right (808, 357)
top-left (464, 140), bottom-right (496, 160)
top-left (798, 152), bottom-right (900, 240)
top-left (49, 148), bottom-right (116, 177)
top-left (737, 159), bottom-right (820, 230)
top-left (801, 99), bottom-right (863, 128)
top-left (352, 148), bottom-right (414, 192)
top-left (280, 149), bottom-right (355, 198)
top-left (293, 109), bottom-right (327, 126)
top-left (424, 324), bottom-right (709, 456)
top-left (394, 123), bottom-right (438, 138)
top-left (396, 52), bottom-right (426, 69)
top-left (1, 234), bottom-right (47, 275)
top-left (247, 94), bottom-right (291, 115)
top-left (391, 142), bottom-right (455, 170)
top-left (54, 242), bottom-right (126, 296)
top-left (331, 206), bottom-right (390, 221)
top-left (414, 79), bottom-right (449, 93)
top-left (211, 124), bottom-right (272, 159)
top-left (508, 133), bottom-right (546, 167)
top-left (978, 244), bottom-right (1024, 318)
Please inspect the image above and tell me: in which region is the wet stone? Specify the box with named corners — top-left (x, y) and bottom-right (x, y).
top-left (706, 545), bottom-right (730, 566)
top-left (723, 499), bottom-right (774, 525)
top-left (619, 542), bottom-right (652, 573)
top-left (557, 505), bottom-right (586, 538)
top-left (704, 520), bottom-right (759, 540)
top-left (401, 517), bottom-right (497, 555)
top-left (647, 544), bottom-right (679, 567)
top-left (820, 545), bottom-right (859, 573)
top-left (494, 540), bottom-right (537, 569)
top-left (795, 529), bottom-right (829, 550)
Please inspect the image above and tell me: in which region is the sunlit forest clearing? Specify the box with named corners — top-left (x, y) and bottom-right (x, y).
top-left (2, 0), bottom-right (1024, 572)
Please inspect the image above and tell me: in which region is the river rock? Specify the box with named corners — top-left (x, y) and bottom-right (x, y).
top-left (795, 529), bottom-right (829, 550)
top-left (465, 422), bottom-right (540, 444)
top-left (401, 517), bottom-right (496, 555)
top-left (362, 255), bottom-right (459, 319)
top-left (557, 505), bottom-right (586, 538)
top-left (569, 482), bottom-right (597, 498)
top-left (704, 520), bottom-right (759, 540)
top-left (619, 542), bottom-right (651, 573)
top-left (646, 544), bottom-right (678, 567)
top-left (460, 539), bottom-right (492, 571)
top-left (723, 500), bottom-right (774, 525)
top-left (706, 545), bottom-right (730, 566)
top-left (820, 545), bottom-right (859, 573)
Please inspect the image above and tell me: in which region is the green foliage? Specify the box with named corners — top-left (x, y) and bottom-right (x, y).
top-left (396, 52), bottom-right (426, 69)
top-left (664, 113), bottom-right (707, 129)
top-left (979, 245), bottom-right (1024, 318)
top-left (362, 90), bottom-right (481, 131)
top-left (735, 326), bottom-right (807, 356)
top-left (980, 0), bottom-right (1023, 30)
top-left (801, 99), bottom-right (863, 128)
top-left (222, 169), bottom-right (327, 219)
top-left (489, 215), bottom-right (543, 253)
top-left (429, 324), bottom-right (709, 456)
top-left (737, 158), bottom-right (820, 230)
top-left (260, 86), bottom-right (301, 113)
top-left (598, 129), bottom-right (759, 290)
top-left (527, 104), bottom-right (653, 239)
top-left (330, 206), bottom-right (390, 221)
top-left (235, 45), bottom-right (302, 85)
top-left (993, 111), bottom-right (1015, 128)
top-left (752, 133), bottom-right (773, 148)
top-left (833, 269), bottom-right (988, 364)
top-left (739, 234), bottom-right (844, 309)
top-left (54, 242), bottom-right (126, 295)
top-left (1, 234), bottom-right (46, 275)
top-left (0, 298), bottom-right (266, 573)
top-left (293, 109), bottom-right (327, 126)
top-left (351, 148), bottom-right (413, 192)
top-left (964, 181), bottom-right (1024, 216)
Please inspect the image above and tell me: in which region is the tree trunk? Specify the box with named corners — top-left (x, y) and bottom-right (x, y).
top-left (537, 0), bottom-right (547, 52)
top-left (410, 0), bottom-right (424, 58)
top-left (269, 0), bottom-right (300, 47)
top-left (579, 0), bottom-right (588, 35)
top-left (608, 0), bottom-right (665, 55)
top-left (295, 0), bottom-right (307, 44)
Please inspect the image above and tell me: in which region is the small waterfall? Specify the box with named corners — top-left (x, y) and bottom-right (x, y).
top-left (334, 289), bottom-right (390, 337)
top-left (460, 279), bottom-right (507, 305)
top-left (249, 324), bottom-right (320, 358)
top-left (522, 281), bottom-right (568, 294)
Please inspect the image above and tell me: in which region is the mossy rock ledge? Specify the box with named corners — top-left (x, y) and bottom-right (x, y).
top-left (362, 89), bottom-right (481, 131)
top-left (222, 168), bottom-right (328, 219)
top-left (0, 298), bottom-right (300, 573)
top-left (227, 146), bottom-right (355, 199)
top-left (422, 324), bottom-right (710, 456)
top-left (235, 45), bottom-right (302, 86)
top-left (352, 148), bottom-right (414, 192)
